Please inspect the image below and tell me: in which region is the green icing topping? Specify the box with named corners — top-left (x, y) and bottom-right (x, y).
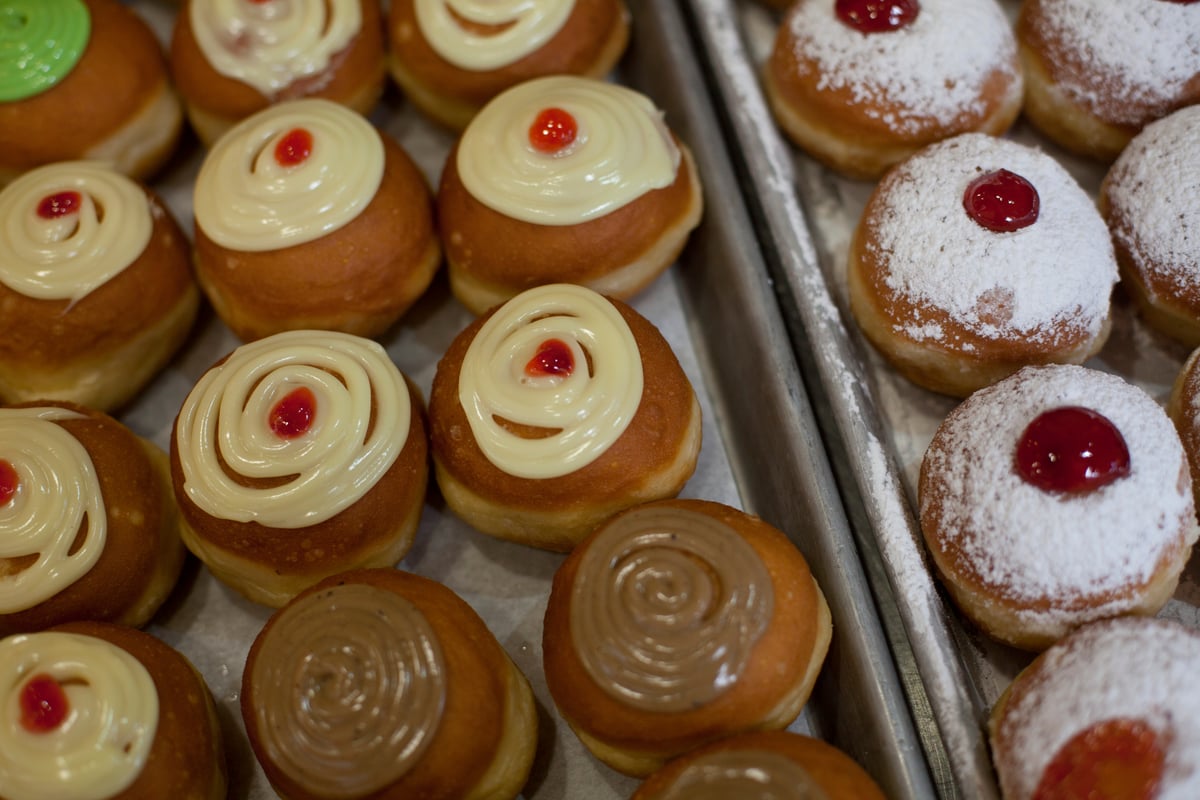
top-left (0, 0), bottom-right (90, 103)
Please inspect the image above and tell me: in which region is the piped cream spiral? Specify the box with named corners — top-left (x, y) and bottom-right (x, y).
top-left (414, 0), bottom-right (574, 71)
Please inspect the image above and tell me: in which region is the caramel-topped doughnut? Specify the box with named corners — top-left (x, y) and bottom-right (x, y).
top-left (1101, 106), bottom-right (1200, 346)
top-left (764, 0), bottom-right (1024, 180)
top-left (1017, 0), bottom-right (1200, 162)
top-left (428, 284), bottom-right (702, 551)
top-left (170, 330), bottom-right (428, 607)
top-left (170, 0), bottom-right (387, 147)
top-left (919, 364), bottom-right (1197, 651)
top-left (990, 616), bottom-right (1200, 800)
top-left (387, 0), bottom-right (631, 130)
top-left (192, 98), bottom-right (440, 341)
top-left (242, 568), bottom-right (537, 800)
top-left (543, 499), bottom-right (831, 776)
top-left (0, 622), bottom-right (227, 800)
top-left (437, 75), bottom-right (703, 315)
top-left (0, 402), bottom-right (185, 636)
top-left (848, 133), bottom-right (1118, 397)
top-left (0, 0), bottom-right (183, 185)
top-left (0, 161), bottom-right (199, 412)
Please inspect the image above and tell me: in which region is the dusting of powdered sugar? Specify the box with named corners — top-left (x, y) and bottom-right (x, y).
top-left (921, 364), bottom-right (1196, 617)
top-left (1105, 106), bottom-right (1200, 293)
top-left (995, 617), bottom-right (1200, 799)
top-left (783, 0), bottom-right (1018, 133)
top-left (869, 133), bottom-right (1117, 344)
top-left (1030, 0), bottom-right (1200, 126)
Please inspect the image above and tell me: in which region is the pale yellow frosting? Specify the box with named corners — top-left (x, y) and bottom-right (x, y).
top-left (0, 632), bottom-right (158, 800)
top-left (456, 76), bottom-right (680, 225)
top-left (175, 330), bottom-right (411, 528)
top-left (414, 0), bottom-right (575, 71)
top-left (458, 284), bottom-right (643, 479)
top-left (190, 0), bottom-right (362, 96)
top-left (0, 161), bottom-right (152, 303)
top-left (0, 407), bottom-right (105, 614)
top-left (193, 98), bottom-right (384, 252)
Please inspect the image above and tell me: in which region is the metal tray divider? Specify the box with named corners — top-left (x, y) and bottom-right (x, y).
top-left (674, 1), bottom-right (999, 797)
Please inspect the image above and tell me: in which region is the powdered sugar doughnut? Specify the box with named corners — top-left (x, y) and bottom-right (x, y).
top-left (1101, 106), bottom-right (1200, 346)
top-left (989, 616), bottom-right (1200, 799)
top-left (847, 133), bottom-right (1118, 397)
top-left (1168, 345), bottom-right (1200, 512)
top-left (919, 364), bottom-right (1197, 651)
top-left (764, 0), bottom-right (1024, 180)
top-left (1017, 0), bottom-right (1200, 162)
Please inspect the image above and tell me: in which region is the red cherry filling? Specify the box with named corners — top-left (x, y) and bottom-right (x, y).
top-left (36, 191), bottom-right (82, 220)
top-left (20, 674), bottom-right (70, 734)
top-left (835, 0), bottom-right (919, 32)
top-left (528, 108), bottom-right (578, 154)
top-left (525, 339), bottom-right (574, 378)
top-left (963, 169), bottom-right (1040, 232)
top-left (0, 459), bottom-right (17, 506)
top-left (274, 128), bottom-right (314, 167)
top-left (1033, 719), bottom-right (1163, 800)
top-left (269, 386), bottom-right (317, 439)
top-left (1015, 407), bottom-right (1130, 495)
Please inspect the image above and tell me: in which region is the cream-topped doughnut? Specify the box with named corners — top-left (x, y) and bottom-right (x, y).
top-left (1101, 106), bottom-right (1200, 346)
top-left (1017, 0), bottom-right (1200, 162)
top-left (192, 98), bottom-right (440, 340)
top-left (170, 330), bottom-right (428, 607)
top-left (428, 284), bottom-right (701, 551)
top-left (848, 133), bottom-right (1118, 397)
top-left (387, 0), bottom-right (630, 130)
top-left (438, 76), bottom-right (703, 314)
top-left (764, 0), bottom-right (1024, 180)
top-left (171, 0), bottom-right (387, 147)
top-left (0, 161), bottom-right (199, 412)
top-left (919, 364), bottom-right (1197, 651)
top-left (543, 499), bottom-right (832, 776)
top-left (990, 617), bottom-right (1200, 799)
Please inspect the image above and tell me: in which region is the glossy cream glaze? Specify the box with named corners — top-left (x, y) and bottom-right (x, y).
top-left (414, 0), bottom-right (574, 71)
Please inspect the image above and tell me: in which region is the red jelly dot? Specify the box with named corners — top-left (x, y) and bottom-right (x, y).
top-left (835, 0), bottom-right (920, 32)
top-left (1033, 719), bottom-right (1163, 800)
top-left (528, 108), bottom-right (578, 154)
top-left (1015, 407), bottom-right (1130, 495)
top-left (274, 128), bottom-right (314, 167)
top-left (963, 168), bottom-right (1040, 232)
top-left (0, 459), bottom-right (17, 506)
top-left (525, 339), bottom-right (575, 378)
top-left (20, 674), bottom-right (70, 734)
top-left (269, 386), bottom-right (317, 439)
top-left (36, 191), bottom-right (82, 220)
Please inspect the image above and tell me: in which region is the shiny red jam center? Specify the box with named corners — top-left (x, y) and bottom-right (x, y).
top-left (1033, 719), bottom-right (1163, 800)
top-left (528, 108), bottom-right (578, 154)
top-left (1015, 406), bottom-right (1130, 495)
top-left (525, 339), bottom-right (574, 377)
top-left (36, 191), bottom-right (82, 220)
top-left (963, 169), bottom-right (1040, 232)
top-left (20, 674), bottom-right (70, 734)
top-left (0, 459), bottom-right (17, 506)
top-left (269, 386), bottom-right (317, 439)
top-left (835, 0), bottom-right (920, 32)
top-left (274, 128), bottom-right (314, 167)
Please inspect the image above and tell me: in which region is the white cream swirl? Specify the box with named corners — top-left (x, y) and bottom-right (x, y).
top-left (0, 631), bottom-right (159, 800)
top-left (0, 407), bottom-right (105, 614)
top-left (414, 0), bottom-right (574, 71)
top-left (175, 330), bottom-right (411, 528)
top-left (456, 76), bottom-right (680, 225)
top-left (0, 161), bottom-right (152, 302)
top-left (193, 98), bottom-right (384, 252)
top-left (190, 0), bottom-right (362, 96)
top-left (458, 284), bottom-right (642, 479)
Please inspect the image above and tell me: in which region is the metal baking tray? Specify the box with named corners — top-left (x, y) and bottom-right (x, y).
top-left (680, 1), bottom-right (1200, 797)
top-left (105, 0), bottom-right (937, 797)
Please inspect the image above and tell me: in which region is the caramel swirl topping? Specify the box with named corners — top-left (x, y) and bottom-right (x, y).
top-left (249, 583), bottom-right (446, 797)
top-left (569, 505), bottom-right (773, 711)
top-left (655, 749), bottom-right (830, 800)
